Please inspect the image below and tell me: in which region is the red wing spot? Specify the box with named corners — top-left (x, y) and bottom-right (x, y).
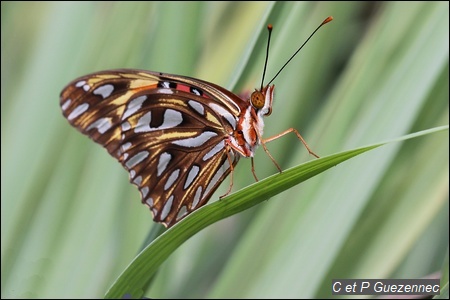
top-left (176, 84), bottom-right (191, 93)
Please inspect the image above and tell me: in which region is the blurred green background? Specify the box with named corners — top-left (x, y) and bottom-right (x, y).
top-left (1, 2), bottom-right (448, 298)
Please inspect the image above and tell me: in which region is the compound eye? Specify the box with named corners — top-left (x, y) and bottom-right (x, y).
top-left (250, 91), bottom-right (265, 109)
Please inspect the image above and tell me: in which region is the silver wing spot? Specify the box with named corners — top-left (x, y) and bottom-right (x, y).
top-left (141, 187), bottom-right (149, 198)
top-left (75, 80), bottom-right (90, 92)
top-left (93, 84), bottom-right (114, 99)
top-left (146, 197), bottom-right (154, 207)
top-left (121, 142), bottom-right (132, 152)
top-left (75, 80), bottom-right (86, 87)
top-left (121, 121), bottom-right (131, 131)
top-left (161, 195), bottom-right (174, 220)
top-left (184, 165), bottom-right (200, 189)
top-left (157, 152), bottom-right (172, 177)
top-left (135, 109), bottom-right (183, 133)
top-left (125, 151), bottom-right (149, 169)
top-left (164, 169), bottom-right (180, 191)
top-left (133, 176), bottom-right (142, 186)
top-left (204, 158), bottom-right (230, 197)
top-left (192, 186), bottom-right (203, 210)
top-left (188, 100), bottom-right (205, 115)
top-left (68, 103), bottom-right (89, 120)
top-left (163, 109), bottom-right (183, 129)
top-left (122, 95), bottom-right (147, 121)
top-left (176, 205), bottom-right (188, 221)
top-left (61, 99), bottom-right (71, 111)
top-left (172, 131), bottom-right (217, 148)
top-left (203, 141), bottom-right (225, 161)
top-left (209, 103), bottom-right (237, 129)
top-left (86, 117), bottom-right (112, 134)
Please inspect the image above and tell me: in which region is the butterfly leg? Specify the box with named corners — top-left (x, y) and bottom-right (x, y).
top-left (251, 157), bottom-right (259, 181)
top-left (219, 143), bottom-right (236, 199)
top-left (261, 128), bottom-right (319, 173)
top-left (260, 140), bottom-right (283, 173)
top-left (263, 128), bottom-right (319, 158)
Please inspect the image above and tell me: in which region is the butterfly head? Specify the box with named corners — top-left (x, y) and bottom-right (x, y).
top-left (250, 84), bottom-right (274, 117)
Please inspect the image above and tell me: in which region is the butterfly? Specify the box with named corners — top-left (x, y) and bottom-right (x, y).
top-left (60, 17), bottom-right (332, 227)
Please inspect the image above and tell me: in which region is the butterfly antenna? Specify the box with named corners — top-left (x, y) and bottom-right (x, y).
top-left (266, 16), bottom-right (333, 86)
top-left (260, 24), bottom-right (273, 91)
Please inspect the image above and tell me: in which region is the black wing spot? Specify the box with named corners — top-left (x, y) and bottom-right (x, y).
top-left (190, 87), bottom-right (203, 96)
top-left (157, 81), bottom-right (177, 89)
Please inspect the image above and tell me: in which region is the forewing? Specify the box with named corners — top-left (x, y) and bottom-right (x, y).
top-left (60, 70), bottom-right (239, 227)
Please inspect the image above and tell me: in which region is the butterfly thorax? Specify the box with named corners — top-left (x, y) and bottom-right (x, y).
top-left (228, 85), bottom-right (274, 158)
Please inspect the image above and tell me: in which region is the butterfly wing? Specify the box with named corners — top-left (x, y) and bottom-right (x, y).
top-left (60, 69), bottom-right (241, 227)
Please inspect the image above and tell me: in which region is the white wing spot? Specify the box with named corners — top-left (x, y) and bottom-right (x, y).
top-left (93, 84), bottom-right (114, 99)
top-left (156, 88), bottom-right (173, 94)
top-left (172, 131), bottom-right (217, 148)
top-left (135, 112), bottom-right (151, 132)
top-left (141, 187), bottom-right (149, 198)
top-left (192, 186), bottom-right (203, 210)
top-left (176, 206), bottom-right (188, 221)
top-left (135, 109), bottom-right (183, 133)
top-left (184, 165), bottom-right (200, 190)
top-left (161, 82), bottom-right (170, 88)
top-left (121, 142), bottom-right (132, 152)
top-left (188, 100), bottom-right (204, 115)
top-left (157, 152), bottom-right (171, 177)
top-left (122, 95), bottom-right (147, 120)
top-left (75, 80), bottom-right (86, 87)
top-left (146, 197), bottom-right (154, 207)
top-left (125, 151), bottom-right (149, 168)
top-left (68, 103), bottom-right (89, 120)
top-left (164, 169), bottom-right (180, 191)
top-left (209, 103), bottom-right (237, 129)
top-left (130, 170), bottom-right (136, 179)
top-left (203, 141), bottom-right (225, 161)
top-left (61, 99), bottom-right (71, 111)
top-left (163, 109), bottom-right (183, 129)
top-left (191, 88), bottom-right (202, 96)
top-left (121, 121), bottom-right (131, 131)
top-left (86, 117), bottom-right (112, 134)
top-left (204, 159), bottom-right (230, 197)
top-left (161, 195), bottom-right (174, 220)
top-left (133, 176), bottom-right (142, 186)
top-left (75, 80), bottom-right (90, 92)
